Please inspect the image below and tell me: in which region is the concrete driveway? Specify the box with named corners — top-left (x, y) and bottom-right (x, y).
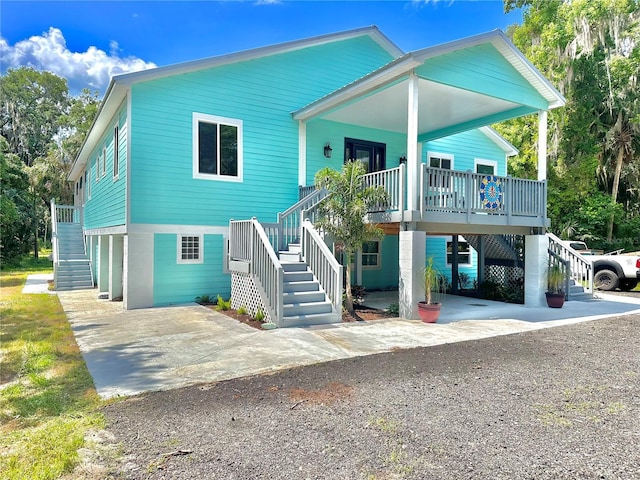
top-left (57, 289), bottom-right (640, 399)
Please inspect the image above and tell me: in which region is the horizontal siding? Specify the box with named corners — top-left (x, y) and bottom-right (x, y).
top-left (305, 120), bottom-right (407, 186)
top-left (153, 233), bottom-right (230, 306)
top-left (423, 129), bottom-right (507, 176)
top-left (361, 235), bottom-right (399, 291)
top-left (426, 236), bottom-right (478, 285)
top-left (417, 43), bottom-right (548, 110)
top-left (84, 102), bottom-right (127, 229)
top-left (130, 35), bottom-right (395, 226)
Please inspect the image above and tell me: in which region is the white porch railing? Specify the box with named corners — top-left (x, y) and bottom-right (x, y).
top-left (547, 232), bottom-right (593, 297)
top-left (419, 165), bottom-right (547, 221)
top-left (229, 218), bottom-right (284, 326)
top-left (362, 164), bottom-right (405, 212)
top-left (276, 188), bottom-right (328, 251)
top-left (301, 219), bottom-right (343, 314)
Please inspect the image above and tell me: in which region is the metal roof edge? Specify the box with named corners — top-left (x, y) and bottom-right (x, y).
top-left (479, 126), bottom-right (519, 156)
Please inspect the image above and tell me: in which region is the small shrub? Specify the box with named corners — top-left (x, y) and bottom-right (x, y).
top-left (215, 295), bottom-right (231, 311)
top-left (237, 305), bottom-right (248, 315)
top-left (254, 309), bottom-right (266, 322)
top-left (195, 294), bottom-right (214, 304)
top-left (387, 303), bottom-right (399, 316)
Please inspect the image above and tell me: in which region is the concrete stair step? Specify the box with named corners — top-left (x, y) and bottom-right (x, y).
top-left (283, 271), bottom-right (314, 283)
top-left (281, 262), bottom-right (308, 272)
top-left (281, 312), bottom-right (341, 328)
top-left (283, 280), bottom-right (320, 293)
top-left (283, 301), bottom-right (332, 317)
top-left (279, 251), bottom-right (301, 262)
top-left (283, 290), bottom-right (327, 304)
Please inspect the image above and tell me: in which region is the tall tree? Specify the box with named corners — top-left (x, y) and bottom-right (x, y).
top-left (314, 161), bottom-right (388, 315)
top-left (0, 67), bottom-right (70, 166)
top-left (504, 0), bottom-right (640, 244)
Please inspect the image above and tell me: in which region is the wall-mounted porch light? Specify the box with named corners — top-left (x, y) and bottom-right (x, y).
top-left (399, 154), bottom-right (407, 165)
top-left (323, 142), bottom-right (333, 158)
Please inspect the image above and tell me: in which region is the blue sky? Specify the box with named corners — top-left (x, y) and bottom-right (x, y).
top-left (1, 1), bottom-right (522, 95)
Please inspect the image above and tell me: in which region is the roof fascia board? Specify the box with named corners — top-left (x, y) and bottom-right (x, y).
top-left (479, 126), bottom-right (519, 156)
top-left (293, 56), bottom-right (421, 120)
top-left (116, 26), bottom-right (404, 88)
top-left (69, 83), bottom-right (128, 180)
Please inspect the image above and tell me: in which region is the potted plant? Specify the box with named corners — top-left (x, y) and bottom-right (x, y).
top-left (418, 257), bottom-right (446, 323)
top-left (546, 263), bottom-right (566, 308)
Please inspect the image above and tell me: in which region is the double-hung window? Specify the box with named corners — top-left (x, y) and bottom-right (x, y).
top-left (446, 237), bottom-right (471, 266)
top-left (193, 113), bottom-right (242, 181)
top-left (427, 152), bottom-right (453, 189)
top-left (361, 241), bottom-right (380, 269)
top-left (113, 126), bottom-right (119, 180)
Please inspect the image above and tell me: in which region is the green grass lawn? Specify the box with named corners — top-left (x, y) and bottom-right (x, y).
top-left (0, 253), bottom-right (105, 479)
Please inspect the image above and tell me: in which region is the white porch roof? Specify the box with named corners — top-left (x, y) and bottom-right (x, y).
top-left (293, 30), bottom-right (565, 141)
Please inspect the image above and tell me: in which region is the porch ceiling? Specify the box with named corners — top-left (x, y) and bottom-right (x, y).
top-left (321, 77), bottom-right (521, 138)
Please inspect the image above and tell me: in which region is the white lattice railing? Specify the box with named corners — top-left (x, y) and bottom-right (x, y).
top-left (419, 165), bottom-right (547, 221)
top-left (547, 232), bottom-right (593, 297)
top-left (229, 218), bottom-right (283, 325)
top-left (301, 219), bottom-right (343, 314)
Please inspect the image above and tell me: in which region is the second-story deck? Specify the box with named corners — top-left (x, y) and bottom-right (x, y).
top-left (301, 164), bottom-right (548, 235)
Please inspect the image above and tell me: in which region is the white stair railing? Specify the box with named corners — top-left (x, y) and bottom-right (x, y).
top-left (229, 218), bottom-right (283, 326)
top-left (547, 232), bottom-right (593, 297)
top-left (276, 188), bottom-right (328, 251)
top-left (300, 219), bottom-right (343, 315)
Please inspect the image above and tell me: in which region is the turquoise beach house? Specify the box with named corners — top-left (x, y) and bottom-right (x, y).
top-left (54, 26), bottom-right (568, 326)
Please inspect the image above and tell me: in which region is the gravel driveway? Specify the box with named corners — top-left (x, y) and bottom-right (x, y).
top-left (104, 314), bottom-right (640, 479)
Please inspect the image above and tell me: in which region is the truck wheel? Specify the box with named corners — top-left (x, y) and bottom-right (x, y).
top-left (619, 279), bottom-right (638, 291)
top-left (594, 269), bottom-right (618, 291)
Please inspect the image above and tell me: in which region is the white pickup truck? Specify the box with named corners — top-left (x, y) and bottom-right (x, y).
top-left (562, 241), bottom-right (640, 291)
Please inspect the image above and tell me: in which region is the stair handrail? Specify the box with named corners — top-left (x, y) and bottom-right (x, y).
top-left (51, 198), bottom-right (60, 289)
top-left (547, 232), bottom-right (593, 297)
top-left (229, 218), bottom-right (283, 326)
top-left (276, 188), bottom-right (329, 251)
top-left (300, 219), bottom-right (343, 315)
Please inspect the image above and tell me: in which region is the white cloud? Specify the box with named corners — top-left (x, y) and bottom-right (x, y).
top-left (0, 27), bottom-right (156, 94)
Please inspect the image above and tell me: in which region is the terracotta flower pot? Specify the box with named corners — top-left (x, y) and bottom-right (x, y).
top-left (545, 292), bottom-right (565, 308)
top-left (418, 301), bottom-right (441, 323)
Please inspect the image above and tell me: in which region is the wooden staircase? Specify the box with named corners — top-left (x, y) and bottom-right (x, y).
top-left (279, 242), bottom-right (337, 327)
top-left (54, 222), bottom-right (94, 291)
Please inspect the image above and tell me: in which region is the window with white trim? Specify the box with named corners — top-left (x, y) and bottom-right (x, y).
top-left (474, 158), bottom-right (497, 175)
top-left (446, 237), bottom-right (471, 266)
top-left (427, 152), bottom-right (453, 188)
top-left (101, 146), bottom-right (106, 177)
top-left (113, 126), bottom-right (119, 180)
top-left (361, 241), bottom-right (380, 269)
top-left (87, 161), bottom-right (92, 199)
top-left (177, 235), bottom-right (203, 264)
top-left (193, 113), bottom-right (242, 181)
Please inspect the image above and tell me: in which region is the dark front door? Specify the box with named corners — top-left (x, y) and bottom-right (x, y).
top-left (344, 138), bottom-right (386, 173)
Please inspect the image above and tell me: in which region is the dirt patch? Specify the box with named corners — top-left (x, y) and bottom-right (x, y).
top-left (206, 306), bottom-right (266, 330)
top-left (210, 304), bottom-right (394, 329)
top-left (342, 304), bottom-right (396, 322)
top-left (288, 381), bottom-right (354, 407)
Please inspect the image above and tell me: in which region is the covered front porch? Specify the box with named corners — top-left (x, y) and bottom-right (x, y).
top-left (292, 30), bottom-right (565, 320)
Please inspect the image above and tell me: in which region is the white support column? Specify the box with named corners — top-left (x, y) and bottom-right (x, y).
top-left (98, 235), bottom-right (109, 293)
top-left (524, 234), bottom-right (548, 307)
top-left (109, 235), bottom-right (124, 300)
top-left (399, 227), bottom-right (425, 320)
top-left (124, 233), bottom-right (154, 309)
top-left (298, 120), bottom-right (307, 186)
top-left (406, 73), bottom-right (420, 211)
top-left (537, 110), bottom-right (548, 181)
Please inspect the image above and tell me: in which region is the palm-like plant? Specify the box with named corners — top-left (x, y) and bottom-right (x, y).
top-left (314, 160), bottom-right (389, 315)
